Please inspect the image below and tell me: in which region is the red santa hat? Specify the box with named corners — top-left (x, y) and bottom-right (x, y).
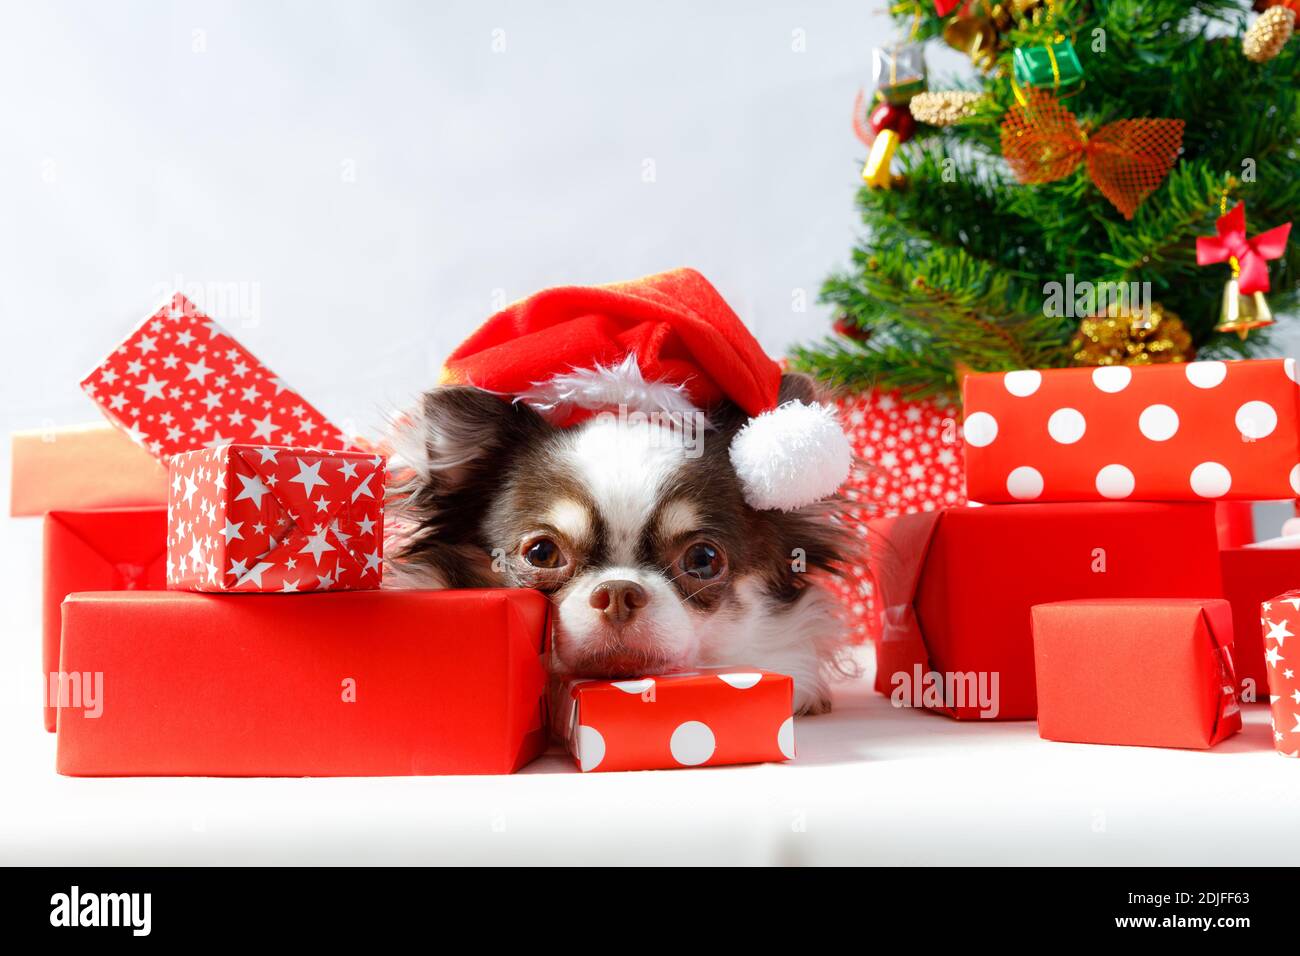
top-left (439, 268), bottom-right (852, 512)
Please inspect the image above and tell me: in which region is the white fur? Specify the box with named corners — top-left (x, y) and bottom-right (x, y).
top-left (728, 401), bottom-right (852, 512)
top-left (555, 414), bottom-right (687, 565)
top-left (516, 353), bottom-right (701, 422)
top-left (699, 576), bottom-right (849, 715)
top-left (551, 564), bottom-right (700, 675)
top-left (546, 498), bottom-right (593, 547)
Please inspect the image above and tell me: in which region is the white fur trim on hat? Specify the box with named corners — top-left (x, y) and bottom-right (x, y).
top-left (515, 353), bottom-right (700, 421)
top-left (728, 401), bottom-right (852, 511)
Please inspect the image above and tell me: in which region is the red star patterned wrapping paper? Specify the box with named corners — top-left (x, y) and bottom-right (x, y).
top-left (42, 507), bottom-right (167, 733)
top-left (1258, 590), bottom-right (1300, 757)
top-left (81, 294), bottom-right (350, 459)
top-left (557, 668), bottom-right (794, 772)
top-left (167, 444), bottom-right (384, 592)
top-left (55, 590), bottom-right (550, 776)
top-left (867, 502), bottom-right (1224, 720)
top-left (828, 390), bottom-right (966, 644)
top-left (1031, 599), bottom-right (1241, 750)
top-left (963, 359), bottom-right (1300, 503)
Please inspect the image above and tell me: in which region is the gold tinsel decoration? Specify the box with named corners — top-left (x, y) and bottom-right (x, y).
top-left (909, 91), bottom-right (985, 126)
top-left (1244, 5), bottom-right (1296, 62)
top-left (1070, 303), bottom-right (1196, 366)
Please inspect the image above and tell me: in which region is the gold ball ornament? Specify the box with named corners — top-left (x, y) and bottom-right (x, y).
top-left (909, 91), bottom-right (985, 127)
top-left (1244, 5), bottom-right (1295, 62)
top-left (1070, 303), bottom-right (1196, 366)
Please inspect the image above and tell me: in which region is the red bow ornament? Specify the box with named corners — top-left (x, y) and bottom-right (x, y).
top-left (1196, 202), bottom-right (1292, 295)
top-left (934, 0), bottom-right (962, 13)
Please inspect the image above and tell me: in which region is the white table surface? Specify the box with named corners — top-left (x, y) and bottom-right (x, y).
top-left (3, 516), bottom-right (1298, 866)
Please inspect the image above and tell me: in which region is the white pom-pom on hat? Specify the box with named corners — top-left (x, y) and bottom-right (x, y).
top-left (728, 400), bottom-right (853, 511)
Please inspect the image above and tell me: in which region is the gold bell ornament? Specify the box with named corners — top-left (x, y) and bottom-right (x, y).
top-left (1216, 275), bottom-right (1276, 340)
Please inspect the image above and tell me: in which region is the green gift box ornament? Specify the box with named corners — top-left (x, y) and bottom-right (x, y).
top-left (1013, 37), bottom-right (1083, 90)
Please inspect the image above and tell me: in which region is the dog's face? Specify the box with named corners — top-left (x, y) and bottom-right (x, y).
top-left (388, 376), bottom-right (846, 681)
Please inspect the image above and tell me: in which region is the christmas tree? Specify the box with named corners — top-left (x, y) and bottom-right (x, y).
top-left (793, 0), bottom-right (1300, 397)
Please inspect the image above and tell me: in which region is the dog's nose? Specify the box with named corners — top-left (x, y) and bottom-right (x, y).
top-left (589, 579), bottom-right (649, 624)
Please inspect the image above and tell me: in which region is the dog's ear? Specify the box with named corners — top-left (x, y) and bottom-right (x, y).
top-left (776, 371), bottom-right (824, 405)
top-left (403, 386), bottom-right (549, 495)
top-left (387, 387), bottom-right (551, 587)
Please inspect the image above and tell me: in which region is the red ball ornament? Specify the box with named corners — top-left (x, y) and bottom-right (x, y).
top-left (869, 101), bottom-right (916, 143)
top-left (833, 315), bottom-right (872, 342)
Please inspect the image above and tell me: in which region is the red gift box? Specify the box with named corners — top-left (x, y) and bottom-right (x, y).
top-left (558, 669), bottom-right (794, 772)
top-left (43, 507), bottom-right (167, 732)
top-left (81, 294), bottom-right (350, 458)
top-left (830, 389), bottom-right (967, 644)
top-left (868, 502), bottom-right (1224, 720)
top-left (1031, 599), bottom-right (1242, 749)
top-left (167, 444), bottom-right (384, 592)
top-left (963, 359), bottom-right (1300, 503)
top-left (11, 423), bottom-right (168, 517)
top-left (1258, 589), bottom-right (1300, 757)
top-left (56, 589), bottom-right (550, 776)
top-left (1218, 541), bottom-right (1300, 701)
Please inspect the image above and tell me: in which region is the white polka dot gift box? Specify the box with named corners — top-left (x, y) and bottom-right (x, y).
top-left (1257, 590), bottom-right (1300, 757)
top-left (167, 444), bottom-right (384, 592)
top-left (962, 359), bottom-right (1300, 503)
top-left (559, 669), bottom-right (795, 772)
top-left (80, 293), bottom-right (352, 459)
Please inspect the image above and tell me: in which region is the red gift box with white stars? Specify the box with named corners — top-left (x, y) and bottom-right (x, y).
top-left (828, 390), bottom-right (966, 644)
top-left (1032, 599), bottom-right (1242, 750)
top-left (80, 293), bottom-right (351, 458)
top-left (166, 444), bottom-right (384, 592)
top-left (963, 359), bottom-right (1300, 503)
top-left (1258, 589), bottom-right (1300, 757)
top-left (557, 669), bottom-right (795, 772)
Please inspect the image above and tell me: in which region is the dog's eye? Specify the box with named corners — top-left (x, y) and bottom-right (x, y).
top-left (523, 537), bottom-right (566, 569)
top-left (679, 541), bottom-right (725, 580)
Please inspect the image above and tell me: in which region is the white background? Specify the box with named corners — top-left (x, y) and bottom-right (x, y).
top-left (2, 0), bottom-right (1299, 866)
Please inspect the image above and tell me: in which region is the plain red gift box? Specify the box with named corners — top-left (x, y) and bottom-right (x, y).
top-left (963, 360), bottom-right (1300, 503)
top-left (867, 502), bottom-right (1224, 720)
top-left (43, 507), bottom-right (168, 732)
top-left (1218, 543), bottom-right (1300, 701)
top-left (55, 589), bottom-right (550, 776)
top-left (558, 669), bottom-right (794, 772)
top-left (1031, 599), bottom-right (1242, 749)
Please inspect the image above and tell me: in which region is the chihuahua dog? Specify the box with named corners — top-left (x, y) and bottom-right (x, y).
top-left (386, 372), bottom-right (852, 714)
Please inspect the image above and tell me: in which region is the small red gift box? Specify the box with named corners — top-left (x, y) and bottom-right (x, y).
top-left (56, 589), bottom-right (550, 776)
top-left (963, 359), bottom-right (1300, 503)
top-left (558, 669), bottom-right (795, 772)
top-left (11, 423), bottom-right (168, 517)
top-left (1258, 589), bottom-right (1300, 758)
top-left (868, 502), bottom-right (1224, 720)
top-left (1031, 599), bottom-right (1242, 749)
top-left (43, 507), bottom-right (167, 732)
top-left (166, 444), bottom-right (384, 592)
top-left (1218, 541), bottom-right (1300, 700)
top-left (81, 294), bottom-right (350, 458)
